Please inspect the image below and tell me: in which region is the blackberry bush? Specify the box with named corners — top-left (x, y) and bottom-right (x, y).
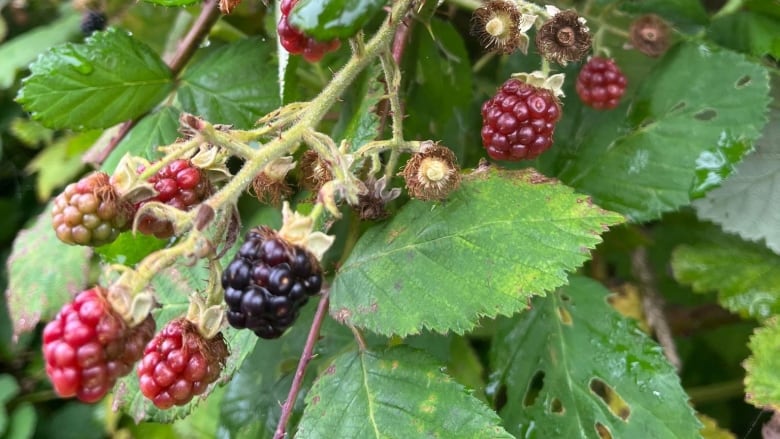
top-left (4, 0), bottom-right (776, 437)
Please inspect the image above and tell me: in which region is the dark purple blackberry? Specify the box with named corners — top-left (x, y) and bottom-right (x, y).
top-left (221, 226), bottom-right (323, 339)
top-left (81, 10), bottom-right (107, 35)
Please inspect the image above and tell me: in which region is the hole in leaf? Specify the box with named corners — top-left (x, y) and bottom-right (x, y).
top-left (550, 397), bottom-right (564, 414)
top-left (595, 422), bottom-right (613, 439)
top-left (736, 75), bottom-right (751, 88)
top-left (694, 109), bottom-right (717, 121)
top-left (670, 101), bottom-right (686, 112)
top-left (524, 371), bottom-right (545, 407)
top-left (560, 294), bottom-right (571, 302)
top-left (589, 378), bottom-right (631, 421)
top-left (558, 306), bottom-right (573, 325)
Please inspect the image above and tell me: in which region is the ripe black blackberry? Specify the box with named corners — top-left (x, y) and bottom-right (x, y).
top-left (221, 226), bottom-right (323, 339)
top-left (81, 10), bottom-right (107, 35)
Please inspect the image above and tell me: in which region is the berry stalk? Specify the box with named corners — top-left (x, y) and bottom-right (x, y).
top-left (379, 49), bottom-right (406, 181)
top-left (273, 289), bottom-right (330, 439)
top-left (196, 0), bottom-right (415, 216)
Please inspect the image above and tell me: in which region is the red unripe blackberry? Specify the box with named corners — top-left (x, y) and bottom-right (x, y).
top-left (221, 227), bottom-right (323, 339)
top-left (481, 78), bottom-right (562, 161)
top-left (136, 159), bottom-right (212, 239)
top-left (277, 0), bottom-right (340, 62)
top-left (52, 172), bottom-right (135, 246)
top-left (576, 57), bottom-right (627, 110)
top-left (137, 318), bottom-right (228, 409)
top-left (42, 287), bottom-right (155, 403)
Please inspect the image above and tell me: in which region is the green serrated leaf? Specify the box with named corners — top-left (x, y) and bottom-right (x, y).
top-left (4, 207), bottom-right (92, 337)
top-left (490, 276), bottom-right (701, 438)
top-left (671, 236), bottom-right (780, 320)
top-left (16, 27), bottom-right (173, 130)
top-left (178, 38), bottom-right (280, 129)
top-left (709, 11), bottom-right (780, 58)
top-left (297, 346), bottom-right (512, 438)
top-left (745, 318), bottom-right (780, 410)
top-left (0, 10), bottom-right (81, 89)
top-left (694, 77), bottom-right (780, 254)
top-left (551, 43), bottom-right (770, 222)
top-left (101, 106), bottom-right (181, 174)
top-left (26, 130), bottom-right (100, 200)
top-left (331, 167), bottom-right (624, 337)
top-left (288, 0), bottom-right (386, 41)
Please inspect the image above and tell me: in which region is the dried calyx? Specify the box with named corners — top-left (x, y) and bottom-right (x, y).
top-left (356, 176), bottom-right (402, 220)
top-left (472, 0), bottom-right (537, 54)
top-left (252, 156), bottom-right (295, 206)
top-left (402, 142), bottom-right (462, 202)
top-left (629, 14), bottom-right (670, 57)
top-left (535, 8), bottom-right (591, 65)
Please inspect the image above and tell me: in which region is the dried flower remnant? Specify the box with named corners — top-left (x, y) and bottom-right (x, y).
top-left (535, 9), bottom-right (591, 65)
top-left (472, 0), bottom-right (536, 54)
top-left (629, 14), bottom-right (670, 57)
top-left (401, 143), bottom-right (462, 202)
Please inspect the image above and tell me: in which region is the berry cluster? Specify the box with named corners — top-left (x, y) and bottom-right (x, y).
top-left (52, 172), bottom-right (134, 246)
top-left (138, 319), bottom-right (228, 409)
top-left (576, 57), bottom-right (627, 110)
top-left (222, 227), bottom-right (323, 339)
top-left (136, 159), bottom-right (213, 239)
top-left (481, 78), bottom-right (561, 161)
top-left (277, 0), bottom-right (340, 62)
top-left (42, 287), bottom-right (155, 403)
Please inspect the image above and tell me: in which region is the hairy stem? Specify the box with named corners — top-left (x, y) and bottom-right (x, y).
top-left (274, 290), bottom-right (331, 439)
top-left (380, 50), bottom-right (405, 180)
top-left (200, 0), bottom-right (415, 213)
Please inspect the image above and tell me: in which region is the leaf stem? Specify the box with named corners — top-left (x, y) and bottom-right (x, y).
top-left (687, 379), bottom-right (744, 405)
top-left (379, 49), bottom-right (406, 181)
top-left (274, 290), bottom-right (331, 439)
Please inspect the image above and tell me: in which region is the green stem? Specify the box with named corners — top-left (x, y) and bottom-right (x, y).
top-left (203, 0), bottom-right (414, 213)
top-left (137, 139), bottom-right (200, 181)
top-left (380, 50), bottom-right (406, 180)
top-left (687, 380), bottom-right (744, 405)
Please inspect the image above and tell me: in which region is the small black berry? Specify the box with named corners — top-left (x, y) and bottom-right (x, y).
top-left (221, 226), bottom-right (323, 339)
top-left (81, 10), bottom-right (107, 36)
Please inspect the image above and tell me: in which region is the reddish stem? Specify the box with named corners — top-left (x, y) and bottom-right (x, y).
top-left (273, 290), bottom-right (331, 439)
top-left (92, 0), bottom-right (221, 166)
